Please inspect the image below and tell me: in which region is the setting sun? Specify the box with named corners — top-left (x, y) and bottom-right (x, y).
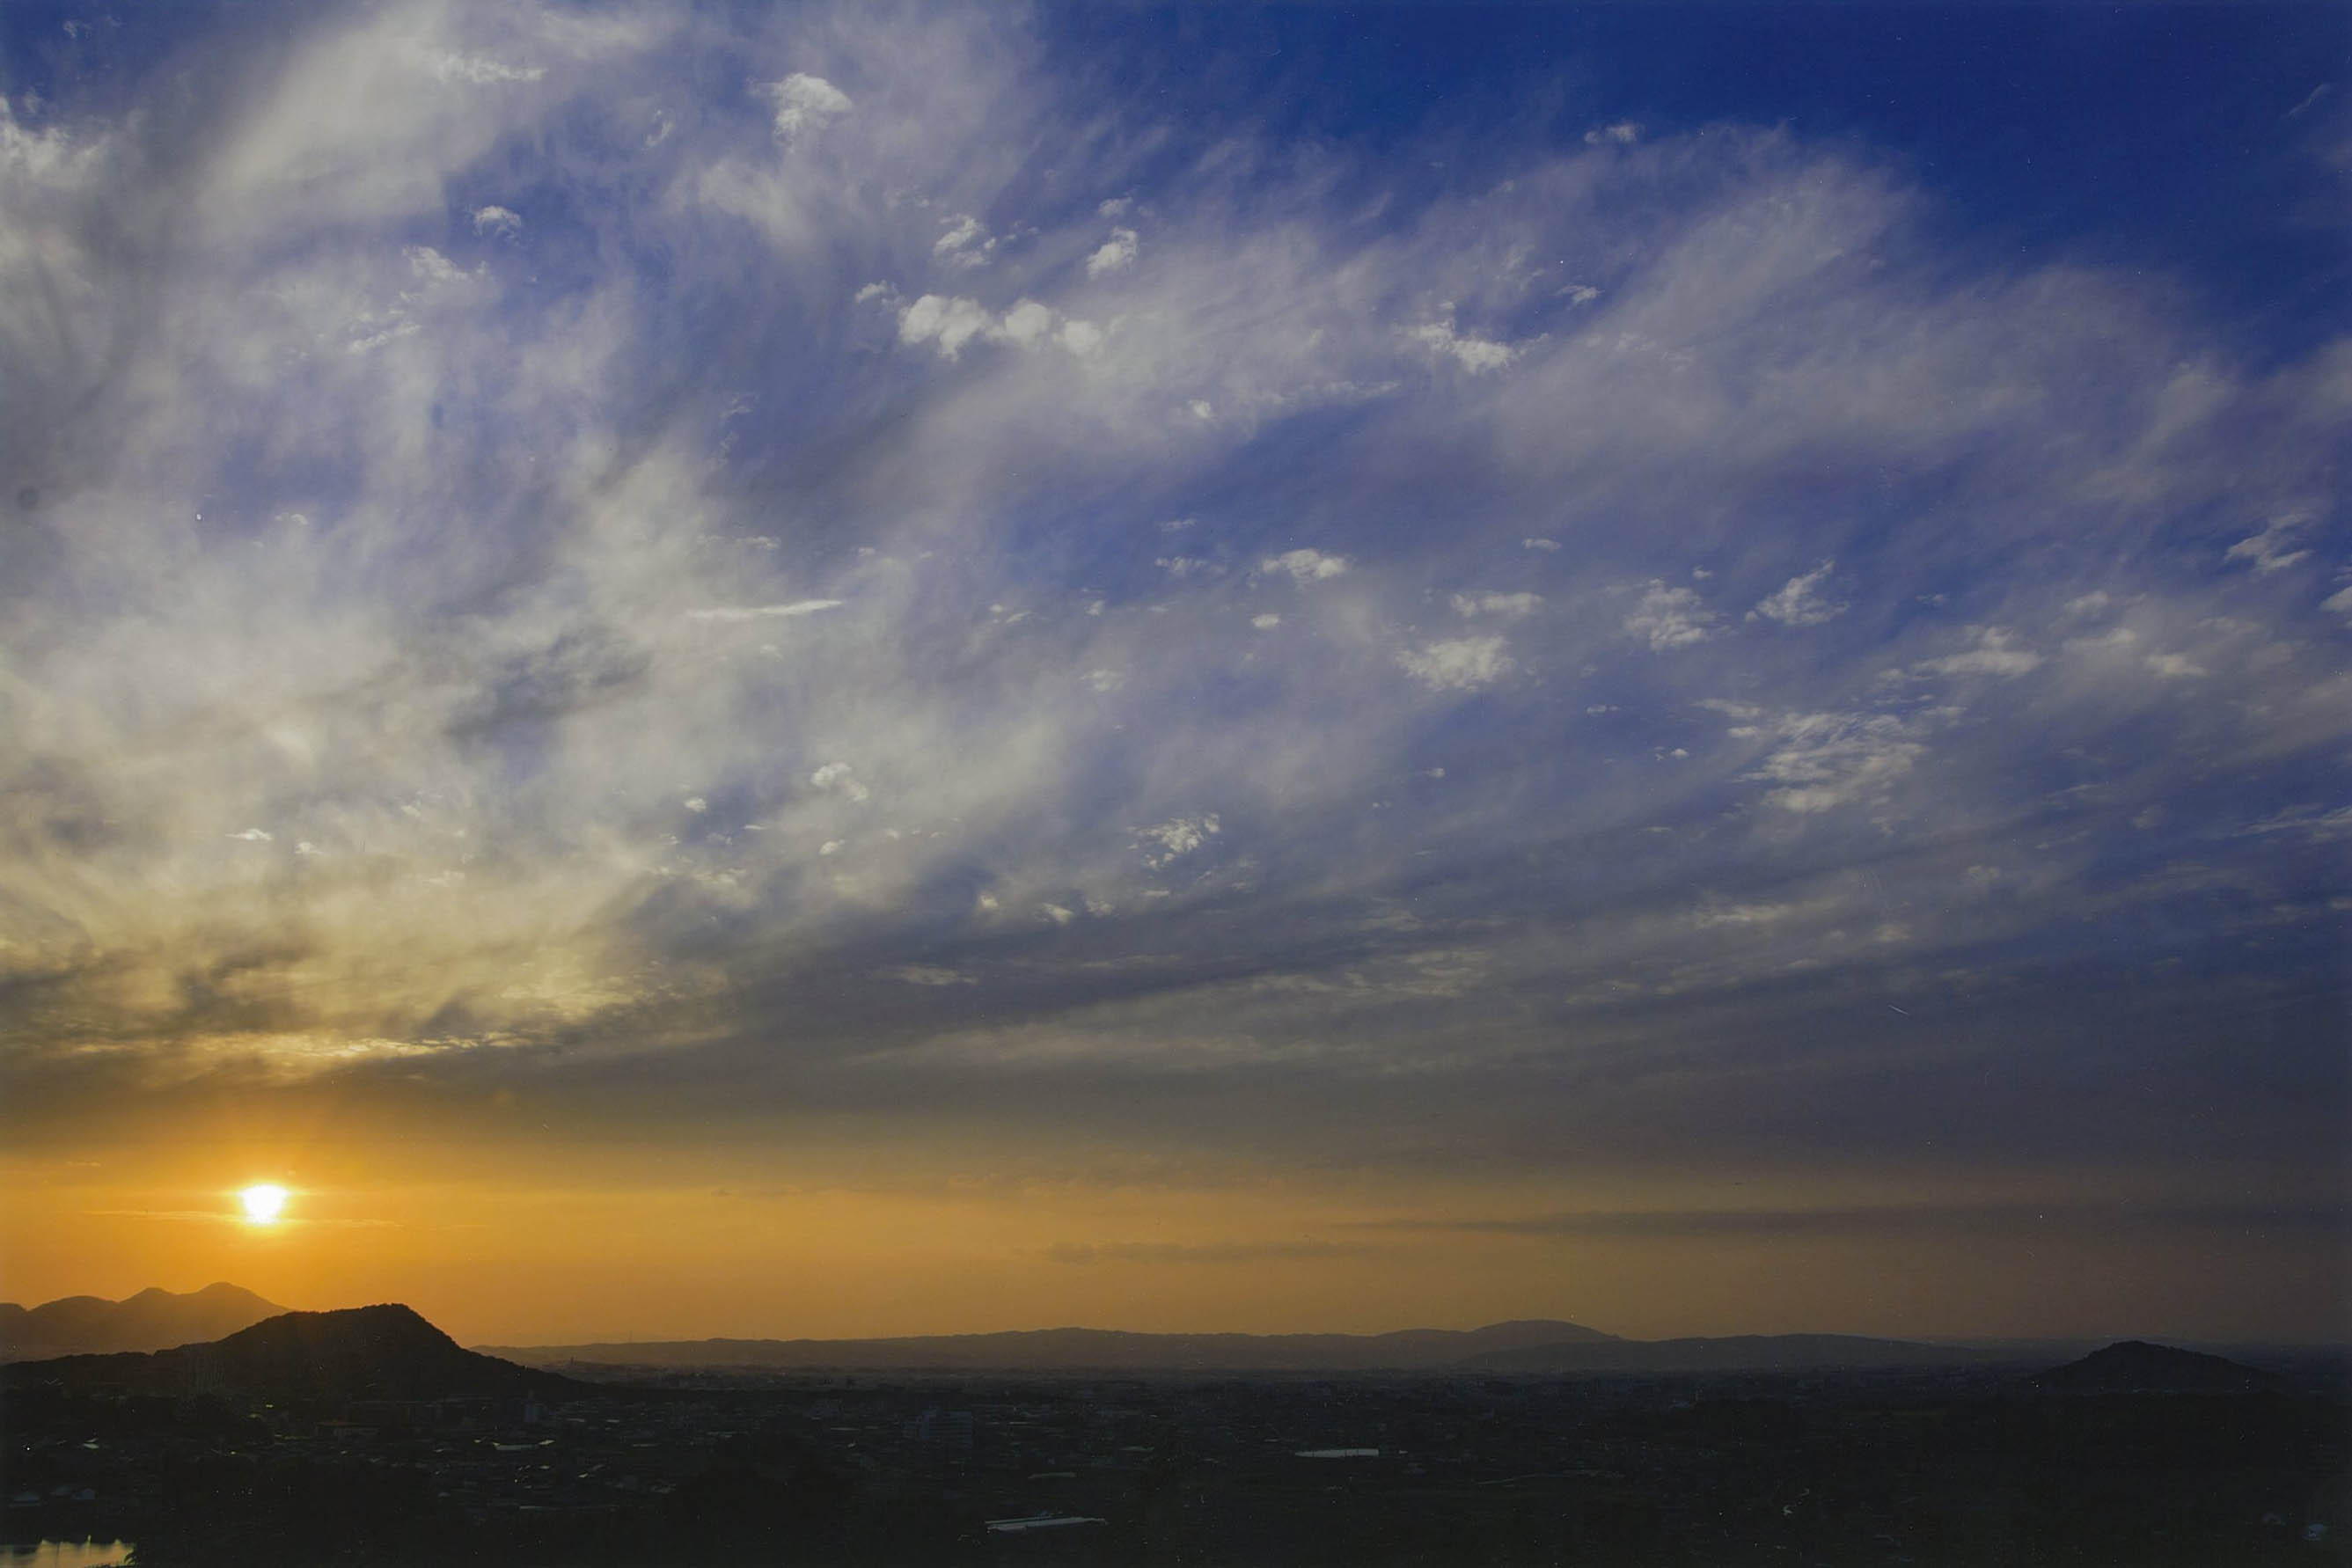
top-left (238, 1184), bottom-right (289, 1225)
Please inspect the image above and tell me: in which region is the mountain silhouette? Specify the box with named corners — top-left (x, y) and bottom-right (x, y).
top-left (3, 1304), bottom-right (589, 1401)
top-left (1459, 1332), bottom-right (2010, 1373)
top-left (477, 1317), bottom-right (1623, 1372)
top-left (0, 1282), bottom-right (287, 1361)
top-left (2031, 1339), bottom-right (2282, 1393)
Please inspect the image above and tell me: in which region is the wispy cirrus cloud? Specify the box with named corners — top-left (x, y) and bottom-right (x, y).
top-left (0, 0), bottom-right (2341, 1259)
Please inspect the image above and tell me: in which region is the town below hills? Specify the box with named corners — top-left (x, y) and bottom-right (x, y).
top-left (4, 1300), bottom-right (2339, 1565)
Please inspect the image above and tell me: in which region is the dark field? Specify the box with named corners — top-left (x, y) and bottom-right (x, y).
top-left (7, 1356), bottom-right (2346, 1567)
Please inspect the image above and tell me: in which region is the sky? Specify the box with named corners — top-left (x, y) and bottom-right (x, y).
top-left (0, 0), bottom-right (2346, 1348)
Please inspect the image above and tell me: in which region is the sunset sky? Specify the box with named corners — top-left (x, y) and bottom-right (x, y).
top-left (1, 0), bottom-right (2345, 1348)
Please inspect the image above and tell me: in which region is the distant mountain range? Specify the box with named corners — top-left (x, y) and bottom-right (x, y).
top-left (475, 1319), bottom-right (1613, 1372)
top-left (2, 1293), bottom-right (2312, 1399)
top-left (2, 1303), bottom-right (589, 1402)
top-left (0, 1282), bottom-right (287, 1361)
top-left (473, 1319), bottom-right (2027, 1374)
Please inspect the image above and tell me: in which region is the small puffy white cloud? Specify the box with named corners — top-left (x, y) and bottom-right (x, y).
top-left (2224, 513), bottom-right (2312, 574)
top-left (898, 293), bottom-right (996, 358)
top-left (1913, 626), bottom-right (2042, 678)
top-left (227, 828), bottom-right (274, 843)
top-left (1136, 814), bottom-right (1220, 868)
top-left (1086, 226), bottom-right (1139, 277)
top-left (1083, 668), bottom-right (1124, 692)
top-left (683, 796), bottom-right (708, 813)
top-left (1583, 121), bottom-right (1642, 145)
top-left (1262, 549), bottom-right (1351, 583)
top-left (1750, 561), bottom-right (1848, 626)
top-left (1624, 581), bottom-right (1718, 649)
top-left (1040, 903), bottom-right (1076, 926)
top-left (1522, 537), bottom-right (1561, 552)
top-left (1188, 399), bottom-right (1214, 421)
top-left (1250, 613), bottom-right (1281, 629)
top-left (1398, 636), bottom-right (1514, 692)
top-left (1096, 196), bottom-right (1133, 217)
top-left (1406, 319), bottom-right (1520, 373)
top-left (897, 296), bottom-right (1097, 360)
top-left (2324, 585), bottom-right (2352, 619)
top-left (685, 599), bottom-right (843, 622)
top-left (2065, 591), bottom-right (2113, 616)
top-left (471, 204), bottom-right (522, 238)
top-left (995, 298), bottom-right (1057, 348)
top-left (761, 72), bottom-right (852, 142)
top-left (1156, 556), bottom-right (1214, 578)
top-left (2145, 652), bottom-right (2208, 679)
top-left (1451, 591), bottom-right (1542, 620)
top-left (809, 762), bottom-right (870, 802)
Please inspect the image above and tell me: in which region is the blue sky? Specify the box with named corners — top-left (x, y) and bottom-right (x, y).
top-left (0, 1), bottom-right (2344, 1339)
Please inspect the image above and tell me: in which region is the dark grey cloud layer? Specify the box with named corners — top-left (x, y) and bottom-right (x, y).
top-left (0, 2), bottom-right (2344, 1227)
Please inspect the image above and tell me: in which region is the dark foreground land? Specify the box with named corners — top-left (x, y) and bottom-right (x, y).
top-left (7, 1348), bottom-right (2347, 1566)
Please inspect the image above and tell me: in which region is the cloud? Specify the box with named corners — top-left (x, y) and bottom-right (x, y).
top-left (1261, 549), bottom-right (1352, 583)
top-left (1360, 1203), bottom-right (2348, 1240)
top-left (428, 53), bottom-right (546, 86)
top-left (0, 0), bottom-right (2341, 1262)
top-left (809, 762), bottom-right (870, 802)
top-left (896, 294), bottom-right (1099, 360)
top-left (2224, 513), bottom-right (2312, 574)
top-left (1406, 317), bottom-right (1520, 373)
top-left (1085, 226), bottom-right (1139, 277)
top-left (877, 964), bottom-right (975, 986)
top-left (1749, 561), bottom-right (1847, 626)
top-left (1623, 582), bottom-right (1718, 649)
top-left (1450, 591), bottom-right (1542, 619)
top-left (685, 600), bottom-right (845, 622)
top-left (760, 72), bottom-right (852, 142)
top-left (1135, 814), bottom-right (1220, 868)
top-left (1911, 626), bottom-right (2041, 678)
top-left (933, 214), bottom-right (994, 267)
top-left (1045, 1240), bottom-right (1372, 1264)
top-left (1742, 711), bottom-right (1925, 813)
top-left (1397, 637), bottom-right (1514, 692)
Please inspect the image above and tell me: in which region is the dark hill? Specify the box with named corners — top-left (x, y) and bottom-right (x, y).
top-left (2031, 1339), bottom-right (2282, 1393)
top-left (477, 1318), bottom-right (1622, 1372)
top-left (3, 1304), bottom-right (590, 1402)
top-left (1462, 1333), bottom-right (2006, 1373)
top-left (0, 1282), bottom-right (287, 1361)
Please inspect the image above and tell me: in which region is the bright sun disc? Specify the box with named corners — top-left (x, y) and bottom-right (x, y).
top-left (239, 1184), bottom-right (289, 1223)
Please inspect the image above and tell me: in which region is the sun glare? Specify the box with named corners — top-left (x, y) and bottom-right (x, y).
top-left (238, 1183), bottom-right (289, 1224)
